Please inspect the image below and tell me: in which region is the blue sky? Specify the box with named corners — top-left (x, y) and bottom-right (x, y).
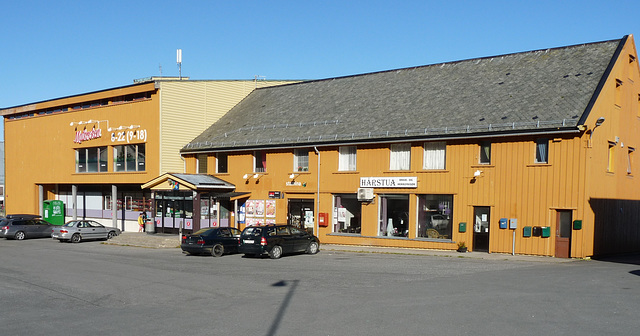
top-left (2, 0), bottom-right (640, 139)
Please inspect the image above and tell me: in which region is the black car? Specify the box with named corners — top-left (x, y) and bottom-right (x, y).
top-left (238, 224), bottom-right (320, 259)
top-left (0, 214), bottom-right (53, 240)
top-left (181, 227), bottom-right (242, 257)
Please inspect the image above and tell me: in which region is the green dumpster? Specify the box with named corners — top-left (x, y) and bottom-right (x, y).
top-left (43, 200), bottom-right (65, 226)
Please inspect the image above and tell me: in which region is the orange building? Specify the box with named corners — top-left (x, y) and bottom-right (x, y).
top-left (177, 36), bottom-right (640, 258)
top-left (0, 78), bottom-right (297, 232)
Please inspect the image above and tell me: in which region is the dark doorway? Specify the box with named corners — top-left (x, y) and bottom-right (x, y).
top-left (473, 206), bottom-right (490, 252)
top-left (288, 199), bottom-right (314, 233)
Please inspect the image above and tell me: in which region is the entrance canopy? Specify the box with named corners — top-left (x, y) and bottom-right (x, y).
top-left (142, 173), bottom-right (236, 192)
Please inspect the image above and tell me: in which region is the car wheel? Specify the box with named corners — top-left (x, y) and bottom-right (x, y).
top-left (107, 231), bottom-right (116, 239)
top-left (306, 241), bottom-right (319, 254)
top-left (14, 231), bottom-right (26, 240)
top-left (212, 244), bottom-right (224, 257)
top-left (71, 234), bottom-right (81, 243)
top-left (269, 245), bottom-right (283, 259)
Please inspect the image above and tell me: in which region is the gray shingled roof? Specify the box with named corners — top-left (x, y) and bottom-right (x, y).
top-left (171, 173), bottom-right (235, 189)
top-left (183, 38), bottom-right (623, 152)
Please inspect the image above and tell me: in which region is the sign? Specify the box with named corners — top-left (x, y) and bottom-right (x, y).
top-left (268, 191), bottom-right (282, 199)
top-left (74, 128), bottom-right (102, 144)
top-left (111, 129), bottom-right (148, 143)
top-left (360, 177), bottom-right (417, 188)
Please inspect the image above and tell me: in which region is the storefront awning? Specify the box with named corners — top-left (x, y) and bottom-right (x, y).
top-left (142, 173), bottom-right (235, 192)
top-left (211, 191), bottom-right (251, 200)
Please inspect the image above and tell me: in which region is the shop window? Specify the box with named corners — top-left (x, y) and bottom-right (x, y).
top-left (535, 139), bottom-right (549, 163)
top-left (417, 194), bottom-right (453, 239)
top-left (390, 143), bottom-right (411, 170)
top-left (608, 141), bottom-right (616, 172)
top-left (479, 141), bottom-right (491, 164)
top-left (114, 144), bottom-right (145, 172)
top-left (216, 153), bottom-right (228, 174)
top-left (379, 194), bottom-right (409, 237)
top-left (254, 151), bottom-right (266, 173)
top-left (197, 154), bottom-right (208, 174)
top-left (423, 141), bottom-right (446, 170)
top-left (76, 146), bottom-right (108, 173)
top-left (338, 146), bottom-right (357, 171)
top-left (294, 148), bottom-right (309, 172)
top-left (333, 194), bottom-right (361, 234)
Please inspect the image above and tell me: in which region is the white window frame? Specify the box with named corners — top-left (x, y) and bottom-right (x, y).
top-left (423, 142), bottom-right (446, 170)
top-left (294, 148), bottom-right (309, 172)
top-left (390, 143), bottom-right (411, 171)
top-left (339, 146), bottom-right (357, 171)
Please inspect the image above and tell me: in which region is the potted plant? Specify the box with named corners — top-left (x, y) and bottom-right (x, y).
top-left (457, 241), bottom-right (467, 253)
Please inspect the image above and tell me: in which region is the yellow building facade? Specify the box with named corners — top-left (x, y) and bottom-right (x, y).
top-left (1, 78), bottom-right (296, 231)
top-left (180, 36), bottom-right (640, 258)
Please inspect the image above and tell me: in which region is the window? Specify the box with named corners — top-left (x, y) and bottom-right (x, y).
top-left (608, 141), bottom-right (616, 172)
top-left (216, 153), bottom-right (228, 174)
top-left (197, 154), bottom-right (208, 174)
top-left (423, 142), bottom-right (446, 170)
top-left (479, 141), bottom-right (491, 164)
top-left (390, 143), bottom-right (411, 170)
top-left (417, 194), bottom-right (453, 239)
top-left (338, 146), bottom-right (357, 171)
top-left (615, 79), bottom-right (623, 107)
top-left (294, 149), bottom-right (309, 172)
top-left (254, 151), bottom-right (266, 173)
top-left (628, 147), bottom-right (635, 174)
top-left (535, 139), bottom-right (549, 163)
top-left (114, 144), bottom-right (145, 172)
top-left (379, 194), bottom-right (409, 237)
top-left (333, 194), bottom-right (361, 234)
top-left (76, 147), bottom-right (108, 173)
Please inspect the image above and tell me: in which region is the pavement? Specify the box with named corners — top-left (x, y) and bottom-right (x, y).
top-left (105, 231), bottom-right (574, 263)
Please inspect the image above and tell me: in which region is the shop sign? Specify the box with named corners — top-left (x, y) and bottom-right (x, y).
top-left (111, 129), bottom-right (148, 143)
top-left (360, 176), bottom-right (417, 188)
top-left (74, 128), bottom-right (102, 144)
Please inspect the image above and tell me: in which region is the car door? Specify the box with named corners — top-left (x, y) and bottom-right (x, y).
top-left (275, 226), bottom-right (296, 253)
top-left (289, 226), bottom-right (310, 252)
top-left (33, 220), bottom-right (52, 237)
top-left (76, 221), bottom-right (93, 239)
top-left (217, 228), bottom-right (236, 252)
top-left (88, 221), bottom-right (108, 239)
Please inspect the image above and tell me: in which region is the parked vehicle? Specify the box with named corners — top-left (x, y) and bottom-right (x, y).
top-left (181, 227), bottom-right (242, 257)
top-left (51, 220), bottom-right (121, 243)
top-left (238, 224), bottom-right (320, 259)
top-left (0, 214), bottom-right (53, 240)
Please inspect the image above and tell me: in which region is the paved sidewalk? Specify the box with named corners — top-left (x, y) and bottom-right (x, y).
top-left (104, 231), bottom-right (574, 263)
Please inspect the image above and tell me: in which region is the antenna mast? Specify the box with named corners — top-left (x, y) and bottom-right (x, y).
top-left (177, 49), bottom-right (183, 79)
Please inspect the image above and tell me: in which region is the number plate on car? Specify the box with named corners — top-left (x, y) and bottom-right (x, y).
top-left (243, 239), bottom-right (254, 244)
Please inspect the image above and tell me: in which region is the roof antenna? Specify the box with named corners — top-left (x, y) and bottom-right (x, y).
top-left (177, 49), bottom-right (183, 80)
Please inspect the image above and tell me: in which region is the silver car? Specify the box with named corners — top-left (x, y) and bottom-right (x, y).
top-left (52, 220), bottom-right (121, 243)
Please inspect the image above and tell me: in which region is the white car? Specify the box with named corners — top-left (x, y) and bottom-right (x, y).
top-left (430, 214), bottom-right (449, 229)
top-left (52, 220), bottom-right (121, 243)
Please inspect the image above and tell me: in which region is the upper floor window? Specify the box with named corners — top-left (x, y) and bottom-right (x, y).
top-left (338, 146), bottom-right (357, 171)
top-left (607, 141), bottom-right (616, 172)
top-left (423, 142), bottom-right (446, 170)
top-left (254, 151), bottom-right (266, 173)
top-left (216, 153), bottom-right (228, 174)
top-left (114, 144), bottom-right (145, 172)
top-left (628, 147), bottom-right (635, 175)
top-left (615, 79), bottom-right (623, 107)
top-left (197, 154), bottom-right (208, 174)
top-left (479, 141), bottom-right (491, 164)
top-left (535, 139), bottom-right (549, 163)
top-left (76, 146), bottom-right (108, 173)
top-left (294, 149), bottom-right (309, 172)
top-left (390, 143), bottom-right (411, 171)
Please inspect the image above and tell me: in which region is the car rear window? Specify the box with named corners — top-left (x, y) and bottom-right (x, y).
top-left (242, 227), bottom-right (262, 237)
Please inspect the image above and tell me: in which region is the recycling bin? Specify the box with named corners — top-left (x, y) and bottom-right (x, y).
top-left (43, 200), bottom-right (65, 226)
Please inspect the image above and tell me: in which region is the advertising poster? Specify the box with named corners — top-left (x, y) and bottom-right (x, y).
top-left (246, 200), bottom-right (255, 218)
top-left (256, 200), bottom-right (265, 217)
top-left (266, 200), bottom-right (276, 218)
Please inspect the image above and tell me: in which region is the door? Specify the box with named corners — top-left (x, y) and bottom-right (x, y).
top-left (473, 207), bottom-right (490, 252)
top-left (555, 210), bottom-right (572, 258)
top-left (288, 199), bottom-right (314, 233)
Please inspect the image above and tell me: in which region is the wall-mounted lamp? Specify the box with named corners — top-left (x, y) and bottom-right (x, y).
top-left (474, 170), bottom-right (483, 177)
top-left (588, 116), bottom-right (606, 147)
top-left (289, 173), bottom-right (299, 180)
top-left (242, 174), bottom-right (250, 179)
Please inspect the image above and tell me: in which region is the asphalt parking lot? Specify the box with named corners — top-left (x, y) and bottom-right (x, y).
top-left (1, 235), bottom-right (638, 336)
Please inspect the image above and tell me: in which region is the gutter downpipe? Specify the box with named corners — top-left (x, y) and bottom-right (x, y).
top-left (314, 146), bottom-right (320, 236)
